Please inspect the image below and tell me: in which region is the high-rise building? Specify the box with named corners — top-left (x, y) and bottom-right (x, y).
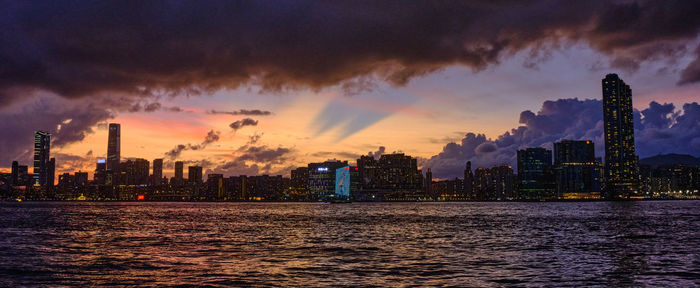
top-left (554, 140), bottom-right (602, 199)
top-left (17, 165), bottom-right (29, 186)
top-left (107, 123), bottom-right (121, 174)
top-left (33, 131), bottom-right (51, 186)
top-left (517, 148), bottom-right (555, 200)
top-left (120, 159), bottom-right (150, 185)
top-left (188, 166), bottom-right (203, 184)
top-left (152, 159), bottom-right (163, 185)
top-left (602, 74), bottom-right (639, 198)
top-left (11, 161), bottom-right (18, 186)
top-left (291, 167), bottom-right (308, 193)
top-left (94, 158), bottom-right (107, 185)
top-left (425, 168), bottom-right (433, 197)
top-left (464, 161), bottom-right (474, 199)
top-left (174, 161), bottom-right (184, 180)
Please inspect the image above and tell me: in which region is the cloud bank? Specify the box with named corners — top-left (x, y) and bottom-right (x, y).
top-left (423, 98), bottom-right (700, 178)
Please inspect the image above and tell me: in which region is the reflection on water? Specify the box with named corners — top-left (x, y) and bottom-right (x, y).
top-left (0, 201), bottom-right (698, 287)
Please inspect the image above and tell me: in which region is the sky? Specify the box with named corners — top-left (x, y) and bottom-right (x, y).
top-left (0, 1), bottom-right (699, 179)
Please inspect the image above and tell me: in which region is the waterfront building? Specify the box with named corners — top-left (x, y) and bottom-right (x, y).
top-left (553, 140), bottom-right (602, 199)
top-left (33, 131), bottom-right (51, 186)
top-left (517, 148), bottom-right (555, 200)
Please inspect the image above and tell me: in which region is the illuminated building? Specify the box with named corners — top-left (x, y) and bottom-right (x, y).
top-left (107, 123), bottom-right (121, 175)
top-left (94, 158), bottom-right (107, 185)
top-left (517, 148), bottom-right (555, 200)
top-left (602, 74), bottom-right (639, 198)
top-left (152, 158), bottom-right (163, 185)
top-left (334, 166), bottom-right (359, 200)
top-left (464, 161), bottom-right (474, 199)
top-left (308, 160), bottom-right (348, 200)
top-left (207, 174), bottom-right (225, 200)
top-left (554, 140), bottom-right (602, 199)
top-left (33, 131), bottom-right (51, 186)
top-left (74, 171), bottom-right (88, 187)
top-left (291, 167), bottom-right (308, 192)
top-left (357, 155), bottom-right (381, 189)
top-left (188, 166), bottom-right (202, 184)
top-left (120, 158), bottom-right (150, 185)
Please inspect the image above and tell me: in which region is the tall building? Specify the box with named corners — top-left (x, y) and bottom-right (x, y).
top-left (152, 159), bottom-right (163, 185)
top-left (94, 158), bottom-right (107, 185)
top-left (291, 167), bottom-right (308, 193)
top-left (602, 74), bottom-right (639, 198)
top-left (554, 140), bottom-right (602, 199)
top-left (107, 123), bottom-right (121, 174)
top-left (11, 161), bottom-right (18, 186)
top-left (464, 161), bottom-right (474, 199)
top-left (188, 166), bottom-right (203, 184)
top-left (517, 148), bottom-right (555, 200)
top-left (425, 168), bottom-right (433, 197)
top-left (33, 131), bottom-right (51, 186)
top-left (120, 159), bottom-right (150, 185)
top-left (174, 161), bottom-right (184, 180)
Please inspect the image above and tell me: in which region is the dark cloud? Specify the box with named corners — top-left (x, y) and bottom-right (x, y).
top-left (0, 96), bottom-right (113, 165)
top-left (424, 98), bottom-right (700, 178)
top-left (164, 130), bottom-right (221, 159)
top-left (2, 1), bottom-right (700, 107)
top-left (207, 145), bottom-right (293, 176)
top-left (229, 118), bottom-right (258, 131)
top-left (209, 109), bottom-right (273, 116)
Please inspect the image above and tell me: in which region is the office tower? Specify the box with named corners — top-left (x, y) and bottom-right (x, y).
top-left (378, 154), bottom-right (423, 191)
top-left (602, 74), bottom-right (639, 198)
top-left (491, 164), bottom-right (515, 200)
top-left (357, 155), bottom-right (382, 189)
top-left (152, 158), bottom-right (163, 185)
top-left (334, 166), bottom-right (359, 200)
top-left (118, 159), bottom-right (149, 185)
top-left (188, 166), bottom-right (202, 184)
top-left (308, 160), bottom-right (349, 200)
top-left (517, 148), bottom-right (555, 200)
top-left (291, 167), bottom-right (309, 193)
top-left (33, 131), bottom-right (51, 186)
top-left (11, 161), bottom-right (18, 186)
top-left (207, 174), bottom-right (225, 200)
top-left (554, 140), bottom-right (602, 199)
top-left (464, 161), bottom-right (474, 199)
top-left (175, 161), bottom-right (184, 180)
top-left (425, 168), bottom-right (432, 197)
top-left (94, 158), bottom-right (106, 185)
top-left (107, 123), bottom-right (121, 174)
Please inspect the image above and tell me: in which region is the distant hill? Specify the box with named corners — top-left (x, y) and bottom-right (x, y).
top-left (639, 154), bottom-right (700, 168)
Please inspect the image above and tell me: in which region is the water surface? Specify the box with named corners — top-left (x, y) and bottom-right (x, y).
top-left (1, 201), bottom-right (698, 287)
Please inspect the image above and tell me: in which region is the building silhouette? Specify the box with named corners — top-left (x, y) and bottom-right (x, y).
top-left (107, 123), bottom-right (121, 176)
top-left (602, 74), bottom-right (639, 198)
top-left (553, 140), bottom-right (602, 199)
top-left (94, 158), bottom-right (106, 185)
top-left (33, 131), bottom-right (51, 186)
top-left (152, 159), bottom-right (163, 185)
top-left (174, 161), bottom-right (184, 185)
top-left (517, 148), bottom-right (555, 200)
top-left (464, 161), bottom-right (474, 199)
top-left (308, 160), bottom-right (348, 200)
top-left (188, 166), bottom-right (203, 184)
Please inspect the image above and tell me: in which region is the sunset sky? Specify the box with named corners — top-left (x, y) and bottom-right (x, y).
top-left (1, 1), bottom-right (699, 179)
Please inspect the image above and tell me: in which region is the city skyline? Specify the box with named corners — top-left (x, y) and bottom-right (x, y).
top-left (1, 2), bottom-right (700, 181)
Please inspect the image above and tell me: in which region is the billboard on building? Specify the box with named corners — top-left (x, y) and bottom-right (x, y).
top-left (335, 166), bottom-right (351, 198)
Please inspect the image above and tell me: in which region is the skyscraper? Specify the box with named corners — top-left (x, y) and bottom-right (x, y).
top-left (33, 131), bottom-right (51, 186)
top-left (174, 161), bottom-right (184, 180)
top-left (188, 166), bottom-right (203, 184)
top-left (11, 161), bottom-right (18, 186)
top-left (48, 158), bottom-right (55, 187)
top-left (464, 161), bottom-right (474, 199)
top-left (553, 140), bottom-right (602, 199)
top-left (107, 123), bottom-right (121, 174)
top-left (517, 148), bottom-right (554, 200)
top-left (152, 158), bottom-right (163, 185)
top-left (602, 74), bottom-right (639, 198)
